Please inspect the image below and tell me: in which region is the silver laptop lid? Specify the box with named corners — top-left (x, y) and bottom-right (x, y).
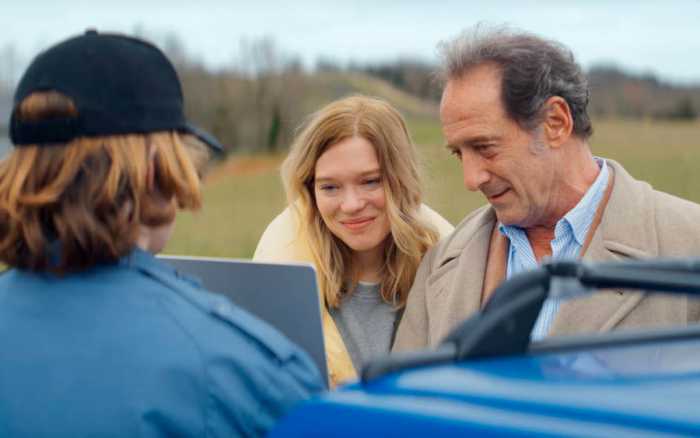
top-left (159, 255), bottom-right (328, 387)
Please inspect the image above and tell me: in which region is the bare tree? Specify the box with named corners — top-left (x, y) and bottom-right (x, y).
top-left (235, 37), bottom-right (304, 152)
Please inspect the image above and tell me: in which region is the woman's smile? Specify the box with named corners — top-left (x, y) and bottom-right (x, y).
top-left (340, 216), bottom-right (376, 231)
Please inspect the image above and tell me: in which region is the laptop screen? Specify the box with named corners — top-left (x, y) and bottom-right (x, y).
top-left (159, 255), bottom-right (328, 387)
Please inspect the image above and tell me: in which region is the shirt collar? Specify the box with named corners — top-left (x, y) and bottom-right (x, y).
top-left (499, 158), bottom-right (608, 246)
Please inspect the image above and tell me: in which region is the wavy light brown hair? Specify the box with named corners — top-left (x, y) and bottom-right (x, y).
top-left (0, 91), bottom-right (208, 273)
top-left (282, 95), bottom-right (439, 308)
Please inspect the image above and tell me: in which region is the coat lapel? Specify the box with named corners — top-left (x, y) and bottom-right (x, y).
top-left (550, 160), bottom-right (658, 336)
top-left (426, 207), bottom-right (495, 344)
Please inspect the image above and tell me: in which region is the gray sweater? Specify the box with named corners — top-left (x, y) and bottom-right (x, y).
top-left (329, 282), bottom-right (398, 370)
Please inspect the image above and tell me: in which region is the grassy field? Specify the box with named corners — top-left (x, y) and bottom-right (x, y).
top-left (164, 118), bottom-right (700, 259)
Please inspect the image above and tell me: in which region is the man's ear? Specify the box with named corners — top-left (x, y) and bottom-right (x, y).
top-left (542, 96), bottom-right (573, 148)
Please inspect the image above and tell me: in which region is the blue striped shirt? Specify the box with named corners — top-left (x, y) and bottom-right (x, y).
top-left (498, 158), bottom-right (609, 341)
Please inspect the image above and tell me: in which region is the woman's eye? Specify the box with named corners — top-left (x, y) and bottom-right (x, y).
top-left (362, 177), bottom-right (382, 189)
top-left (319, 184), bottom-right (338, 192)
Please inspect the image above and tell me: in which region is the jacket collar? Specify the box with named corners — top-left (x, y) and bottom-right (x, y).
top-left (588, 159), bottom-right (657, 260)
top-left (435, 205), bottom-right (496, 270)
top-left (427, 206), bottom-right (496, 329)
top-left (119, 247), bottom-right (203, 289)
top-left (551, 159), bottom-right (655, 335)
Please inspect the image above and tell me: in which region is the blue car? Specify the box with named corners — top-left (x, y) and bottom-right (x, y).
top-left (271, 259), bottom-right (700, 437)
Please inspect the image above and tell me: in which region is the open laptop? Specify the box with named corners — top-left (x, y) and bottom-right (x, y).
top-left (159, 255), bottom-right (328, 387)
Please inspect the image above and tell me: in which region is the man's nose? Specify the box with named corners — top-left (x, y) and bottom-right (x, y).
top-left (461, 152), bottom-right (490, 192)
top-left (340, 188), bottom-right (367, 213)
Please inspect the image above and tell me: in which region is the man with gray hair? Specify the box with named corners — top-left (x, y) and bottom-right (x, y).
top-left (393, 26), bottom-right (700, 351)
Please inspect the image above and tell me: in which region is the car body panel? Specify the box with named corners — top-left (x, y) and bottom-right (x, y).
top-left (271, 336), bottom-right (700, 437)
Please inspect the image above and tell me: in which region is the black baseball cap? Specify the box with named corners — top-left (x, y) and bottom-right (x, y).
top-left (10, 30), bottom-right (223, 152)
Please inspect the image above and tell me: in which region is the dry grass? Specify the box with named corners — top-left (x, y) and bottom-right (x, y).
top-left (166, 154), bottom-right (286, 258)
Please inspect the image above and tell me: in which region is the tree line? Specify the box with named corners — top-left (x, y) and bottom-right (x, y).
top-left (1, 35), bottom-right (698, 155)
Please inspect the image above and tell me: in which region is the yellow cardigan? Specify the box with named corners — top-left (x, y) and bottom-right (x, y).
top-left (253, 204), bottom-right (454, 387)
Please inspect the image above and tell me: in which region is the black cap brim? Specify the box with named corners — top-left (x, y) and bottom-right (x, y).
top-left (182, 123), bottom-right (224, 153)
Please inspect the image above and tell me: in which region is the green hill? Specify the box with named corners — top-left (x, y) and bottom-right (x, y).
top-left (301, 71), bottom-right (438, 119)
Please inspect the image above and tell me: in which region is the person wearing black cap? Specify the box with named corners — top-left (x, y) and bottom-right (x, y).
top-left (0, 30), bottom-right (323, 437)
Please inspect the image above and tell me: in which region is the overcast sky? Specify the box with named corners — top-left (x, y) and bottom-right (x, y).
top-left (2, 0), bottom-right (699, 84)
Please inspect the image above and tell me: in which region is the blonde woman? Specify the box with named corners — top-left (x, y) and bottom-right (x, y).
top-left (254, 95), bottom-right (453, 387)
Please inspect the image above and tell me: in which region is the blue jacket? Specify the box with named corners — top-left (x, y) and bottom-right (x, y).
top-left (0, 248), bottom-right (323, 437)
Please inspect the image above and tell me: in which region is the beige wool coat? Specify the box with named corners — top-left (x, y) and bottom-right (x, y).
top-left (394, 159), bottom-right (700, 352)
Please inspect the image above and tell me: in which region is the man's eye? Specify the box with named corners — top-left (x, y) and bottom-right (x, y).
top-left (475, 144), bottom-right (495, 156)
